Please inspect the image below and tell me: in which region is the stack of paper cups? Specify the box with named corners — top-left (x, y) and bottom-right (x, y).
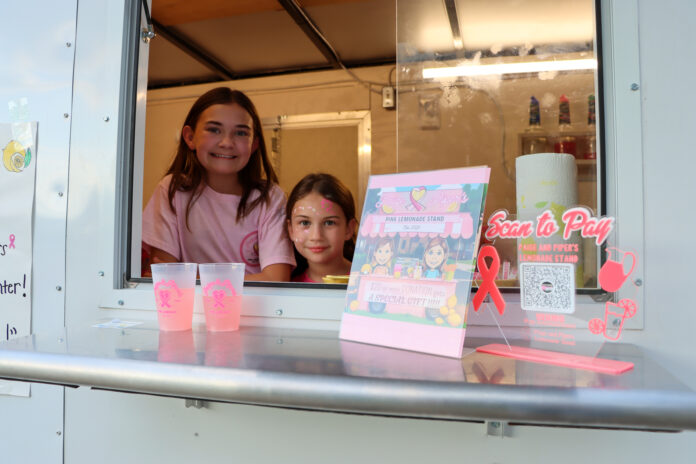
top-left (516, 153), bottom-right (583, 286)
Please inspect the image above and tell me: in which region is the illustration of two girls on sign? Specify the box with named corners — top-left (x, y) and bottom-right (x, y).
top-left (360, 236), bottom-right (455, 281)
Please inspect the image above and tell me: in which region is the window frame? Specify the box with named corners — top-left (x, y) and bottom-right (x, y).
top-left (106, 0), bottom-right (644, 333)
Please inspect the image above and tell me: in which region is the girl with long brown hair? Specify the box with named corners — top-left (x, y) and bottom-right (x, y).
top-left (142, 87), bottom-right (294, 281)
top-left (286, 173), bottom-right (357, 282)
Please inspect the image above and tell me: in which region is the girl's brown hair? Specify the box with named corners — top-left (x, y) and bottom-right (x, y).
top-left (166, 87), bottom-right (278, 227)
top-left (286, 173), bottom-right (357, 279)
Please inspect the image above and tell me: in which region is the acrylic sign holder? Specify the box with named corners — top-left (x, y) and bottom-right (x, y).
top-left (468, 204), bottom-right (641, 375)
top-left (339, 167), bottom-right (491, 358)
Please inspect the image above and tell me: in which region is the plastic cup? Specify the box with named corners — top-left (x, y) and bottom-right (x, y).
top-left (199, 263), bottom-right (245, 331)
top-left (151, 263), bottom-right (197, 331)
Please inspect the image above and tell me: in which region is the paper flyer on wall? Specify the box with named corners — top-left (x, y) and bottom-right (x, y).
top-left (0, 121), bottom-right (37, 397)
top-left (339, 166), bottom-right (490, 358)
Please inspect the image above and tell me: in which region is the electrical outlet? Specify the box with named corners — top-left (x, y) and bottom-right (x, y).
top-left (382, 86), bottom-right (395, 109)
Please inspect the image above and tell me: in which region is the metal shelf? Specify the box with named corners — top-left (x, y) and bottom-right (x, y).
top-left (0, 322), bottom-right (695, 431)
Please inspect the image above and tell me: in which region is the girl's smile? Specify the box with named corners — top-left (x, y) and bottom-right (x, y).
top-left (425, 244), bottom-right (445, 269)
top-left (182, 103), bottom-right (258, 194)
top-left (374, 244), bottom-right (393, 265)
top-left (288, 192), bottom-right (356, 278)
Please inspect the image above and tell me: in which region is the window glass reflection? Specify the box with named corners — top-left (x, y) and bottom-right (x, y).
top-left (396, 0), bottom-right (601, 289)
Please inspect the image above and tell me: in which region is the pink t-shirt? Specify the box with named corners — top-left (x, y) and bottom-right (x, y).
top-left (142, 175), bottom-right (295, 274)
top-left (291, 271), bottom-right (316, 283)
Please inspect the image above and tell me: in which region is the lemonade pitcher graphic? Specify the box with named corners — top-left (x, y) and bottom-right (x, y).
top-left (598, 247), bottom-right (636, 292)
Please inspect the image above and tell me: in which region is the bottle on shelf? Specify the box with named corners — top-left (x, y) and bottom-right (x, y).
top-left (583, 94), bottom-right (597, 160)
top-left (521, 96), bottom-right (549, 155)
top-left (554, 94), bottom-right (578, 158)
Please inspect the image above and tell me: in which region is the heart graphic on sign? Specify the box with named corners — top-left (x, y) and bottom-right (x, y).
top-left (409, 186), bottom-right (426, 211)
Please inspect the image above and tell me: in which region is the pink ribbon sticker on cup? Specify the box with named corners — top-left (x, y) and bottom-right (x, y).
top-left (154, 280), bottom-right (182, 309)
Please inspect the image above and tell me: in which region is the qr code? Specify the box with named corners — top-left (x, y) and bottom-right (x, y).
top-left (520, 263), bottom-right (575, 313)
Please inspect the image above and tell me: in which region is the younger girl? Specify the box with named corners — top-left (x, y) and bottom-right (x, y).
top-left (422, 237), bottom-right (449, 279)
top-left (286, 173), bottom-right (357, 283)
top-left (142, 87), bottom-right (295, 281)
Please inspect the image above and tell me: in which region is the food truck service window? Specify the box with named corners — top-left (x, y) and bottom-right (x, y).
top-left (118, 0), bottom-right (612, 296)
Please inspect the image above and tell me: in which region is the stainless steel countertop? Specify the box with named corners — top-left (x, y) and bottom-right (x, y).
top-left (1, 322), bottom-right (694, 431)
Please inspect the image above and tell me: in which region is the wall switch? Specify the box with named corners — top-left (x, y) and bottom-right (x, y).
top-left (382, 86), bottom-right (395, 109)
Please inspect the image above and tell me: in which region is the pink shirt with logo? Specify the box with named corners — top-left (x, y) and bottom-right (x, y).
top-left (142, 175), bottom-right (295, 274)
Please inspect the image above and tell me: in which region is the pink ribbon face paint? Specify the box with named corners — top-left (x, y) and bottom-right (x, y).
top-left (321, 198), bottom-right (333, 212)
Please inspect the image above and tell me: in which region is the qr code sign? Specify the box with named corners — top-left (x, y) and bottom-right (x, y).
top-left (520, 263), bottom-right (575, 313)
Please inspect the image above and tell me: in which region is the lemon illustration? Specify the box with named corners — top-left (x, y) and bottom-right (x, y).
top-left (3, 140), bottom-right (30, 173)
top-left (381, 204), bottom-right (394, 214)
top-left (447, 313), bottom-right (462, 327)
top-left (439, 306), bottom-right (449, 316)
top-left (447, 294), bottom-right (457, 308)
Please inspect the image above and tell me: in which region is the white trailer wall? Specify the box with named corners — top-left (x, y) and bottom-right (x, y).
top-left (0, 1), bottom-right (76, 462)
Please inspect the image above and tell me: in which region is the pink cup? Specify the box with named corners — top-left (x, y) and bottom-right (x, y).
top-left (151, 263), bottom-right (197, 331)
top-left (199, 263), bottom-right (245, 331)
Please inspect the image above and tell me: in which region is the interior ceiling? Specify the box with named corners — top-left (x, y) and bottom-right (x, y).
top-left (147, 0), bottom-right (594, 89)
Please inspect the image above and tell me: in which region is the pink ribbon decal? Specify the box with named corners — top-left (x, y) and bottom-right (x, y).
top-left (473, 245), bottom-right (506, 315)
top-left (204, 279), bottom-right (237, 309)
top-left (212, 290), bottom-right (226, 308)
top-left (8, 234), bottom-right (16, 249)
top-left (159, 290), bottom-right (171, 308)
top-left (154, 280), bottom-right (182, 309)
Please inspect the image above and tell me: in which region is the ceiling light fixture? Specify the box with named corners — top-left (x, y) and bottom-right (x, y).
top-left (422, 58), bottom-right (597, 79)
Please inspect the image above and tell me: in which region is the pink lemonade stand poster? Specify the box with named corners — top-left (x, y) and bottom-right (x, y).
top-left (339, 166), bottom-right (491, 358)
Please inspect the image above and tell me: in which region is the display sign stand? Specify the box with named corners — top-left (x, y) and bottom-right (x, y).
top-left (340, 167), bottom-right (490, 358)
top-left (471, 203), bottom-right (638, 374)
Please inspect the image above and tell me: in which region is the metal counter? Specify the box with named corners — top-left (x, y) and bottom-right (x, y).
top-left (0, 322), bottom-right (695, 431)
